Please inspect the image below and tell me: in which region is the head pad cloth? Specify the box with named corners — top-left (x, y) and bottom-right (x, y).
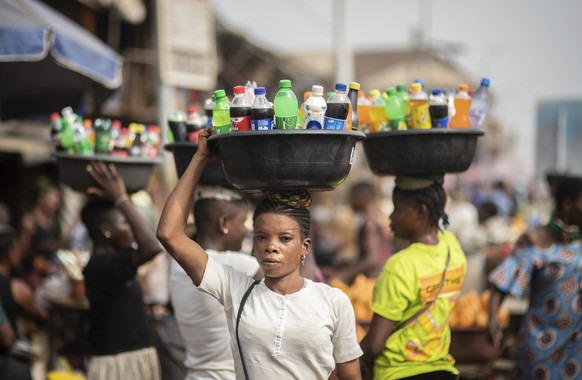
top-left (263, 190), bottom-right (312, 209)
top-left (195, 186), bottom-right (243, 202)
top-left (395, 174), bottom-right (444, 191)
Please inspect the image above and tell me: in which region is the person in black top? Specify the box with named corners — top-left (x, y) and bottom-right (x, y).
top-left (81, 162), bottom-right (163, 380)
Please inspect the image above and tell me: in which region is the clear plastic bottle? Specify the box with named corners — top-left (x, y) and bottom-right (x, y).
top-left (60, 106), bottom-right (77, 152)
top-left (167, 111), bottom-right (188, 142)
top-left (384, 87), bottom-right (406, 130)
top-left (186, 106), bottom-right (205, 142)
top-left (274, 79), bottom-right (298, 129)
top-left (324, 83), bottom-right (350, 130)
top-left (230, 86), bottom-right (252, 132)
top-left (409, 83), bottom-right (431, 129)
top-left (346, 82), bottom-right (360, 131)
top-left (469, 77), bottom-right (491, 128)
top-left (203, 96), bottom-right (215, 128)
top-left (429, 88), bottom-right (449, 129)
top-left (50, 112), bottom-right (63, 151)
top-left (251, 87), bottom-right (274, 130)
top-left (368, 89), bottom-right (388, 132)
top-left (303, 85), bottom-right (327, 130)
top-left (244, 80), bottom-right (257, 106)
top-left (212, 89), bottom-right (231, 134)
top-left (449, 84), bottom-right (472, 128)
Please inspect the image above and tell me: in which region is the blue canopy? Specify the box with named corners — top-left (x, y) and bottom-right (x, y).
top-left (0, 0), bottom-right (123, 118)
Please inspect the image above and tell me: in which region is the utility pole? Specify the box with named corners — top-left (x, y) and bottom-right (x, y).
top-left (334, 0), bottom-right (354, 84)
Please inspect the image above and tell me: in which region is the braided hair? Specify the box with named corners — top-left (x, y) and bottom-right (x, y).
top-left (394, 183), bottom-right (449, 230)
top-left (253, 198), bottom-right (311, 239)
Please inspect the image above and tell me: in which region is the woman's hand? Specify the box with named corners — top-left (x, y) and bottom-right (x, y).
top-left (86, 162), bottom-right (127, 202)
top-left (196, 128), bottom-right (219, 161)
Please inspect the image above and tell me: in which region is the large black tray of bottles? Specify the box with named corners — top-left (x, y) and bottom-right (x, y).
top-left (164, 142), bottom-right (232, 188)
top-left (362, 129), bottom-right (484, 175)
top-left (207, 129), bottom-right (366, 191)
top-left (53, 152), bottom-right (160, 194)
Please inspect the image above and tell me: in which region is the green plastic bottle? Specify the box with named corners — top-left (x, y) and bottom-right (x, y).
top-left (212, 89), bottom-right (231, 134)
top-left (274, 79), bottom-right (298, 129)
top-left (384, 87), bottom-right (406, 130)
top-left (396, 84), bottom-right (410, 128)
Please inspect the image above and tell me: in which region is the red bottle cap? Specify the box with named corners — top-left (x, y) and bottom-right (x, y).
top-left (233, 86), bottom-right (245, 94)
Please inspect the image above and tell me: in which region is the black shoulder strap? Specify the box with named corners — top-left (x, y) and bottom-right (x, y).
top-left (391, 247), bottom-right (451, 335)
top-left (236, 279), bottom-right (261, 380)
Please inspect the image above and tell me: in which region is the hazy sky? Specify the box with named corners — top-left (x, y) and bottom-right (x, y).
top-left (210, 0), bottom-right (582, 179)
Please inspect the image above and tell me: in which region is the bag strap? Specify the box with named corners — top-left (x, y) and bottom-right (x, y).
top-left (391, 247), bottom-right (451, 335)
top-left (236, 279), bottom-right (261, 380)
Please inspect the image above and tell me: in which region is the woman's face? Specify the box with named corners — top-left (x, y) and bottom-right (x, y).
top-left (105, 210), bottom-right (134, 249)
top-left (253, 213), bottom-right (310, 279)
top-left (389, 192), bottom-right (420, 241)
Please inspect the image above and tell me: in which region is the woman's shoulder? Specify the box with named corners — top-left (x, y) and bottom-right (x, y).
top-left (307, 280), bottom-right (351, 303)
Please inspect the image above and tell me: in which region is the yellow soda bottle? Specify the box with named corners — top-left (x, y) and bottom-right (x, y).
top-left (369, 89), bottom-right (388, 132)
top-left (409, 83), bottom-right (431, 129)
top-left (357, 90), bottom-right (372, 131)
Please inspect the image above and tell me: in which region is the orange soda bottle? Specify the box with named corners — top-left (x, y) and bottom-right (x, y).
top-left (299, 91), bottom-right (311, 129)
top-left (357, 90), bottom-right (372, 131)
top-left (449, 84), bottom-right (471, 128)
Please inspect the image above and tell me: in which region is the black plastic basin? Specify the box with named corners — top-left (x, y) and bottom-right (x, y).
top-left (208, 130), bottom-right (366, 191)
top-left (362, 129), bottom-right (484, 175)
top-left (164, 142), bottom-right (232, 187)
top-left (54, 153), bottom-right (160, 193)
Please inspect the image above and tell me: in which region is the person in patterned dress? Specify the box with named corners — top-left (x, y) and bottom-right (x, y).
top-left (489, 176), bottom-right (582, 380)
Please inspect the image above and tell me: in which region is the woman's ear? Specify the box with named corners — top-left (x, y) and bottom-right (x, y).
top-left (416, 204), bottom-right (429, 223)
top-left (302, 237), bottom-right (312, 255)
top-left (218, 215), bottom-right (228, 234)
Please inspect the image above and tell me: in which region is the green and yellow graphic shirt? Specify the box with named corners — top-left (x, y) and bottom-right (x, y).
top-left (372, 231), bottom-right (466, 379)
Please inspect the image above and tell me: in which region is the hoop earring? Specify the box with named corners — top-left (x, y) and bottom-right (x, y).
top-left (301, 255), bottom-right (305, 265)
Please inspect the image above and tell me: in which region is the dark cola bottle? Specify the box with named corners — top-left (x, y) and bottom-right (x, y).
top-left (323, 83), bottom-right (350, 130)
top-left (250, 87), bottom-right (274, 130)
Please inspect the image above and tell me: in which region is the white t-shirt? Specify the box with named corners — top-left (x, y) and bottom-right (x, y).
top-left (169, 250), bottom-right (260, 380)
top-left (199, 256), bottom-right (363, 380)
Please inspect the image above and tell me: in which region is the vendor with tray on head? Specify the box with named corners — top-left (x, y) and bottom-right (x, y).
top-left (360, 174), bottom-right (467, 380)
top-left (158, 128), bottom-right (363, 380)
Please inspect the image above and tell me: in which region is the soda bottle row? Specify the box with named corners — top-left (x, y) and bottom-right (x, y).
top-left (205, 80), bottom-right (362, 134)
top-left (360, 77), bottom-right (490, 132)
top-left (51, 107), bottom-right (161, 158)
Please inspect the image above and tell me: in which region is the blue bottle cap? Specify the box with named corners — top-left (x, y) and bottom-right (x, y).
top-left (480, 77), bottom-right (490, 87)
top-left (431, 88), bottom-right (442, 95)
top-left (414, 78), bottom-right (424, 87)
top-left (335, 83), bottom-right (347, 91)
top-left (254, 87), bottom-right (266, 95)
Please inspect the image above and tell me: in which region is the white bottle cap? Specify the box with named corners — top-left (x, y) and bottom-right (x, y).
top-left (311, 85), bottom-right (324, 97)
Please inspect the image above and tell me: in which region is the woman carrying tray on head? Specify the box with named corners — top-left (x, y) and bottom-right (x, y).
top-left (158, 129), bottom-right (363, 380)
top-left (360, 176), bottom-right (467, 380)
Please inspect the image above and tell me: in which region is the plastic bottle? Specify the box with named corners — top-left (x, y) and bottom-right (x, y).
top-left (356, 90), bottom-right (372, 131)
top-left (93, 118), bottom-right (112, 153)
top-left (449, 84), bottom-right (472, 128)
top-left (384, 87), bottom-right (406, 130)
top-left (346, 82), bottom-right (360, 131)
top-left (303, 85), bottom-right (327, 129)
top-left (109, 120), bottom-right (122, 151)
top-left (212, 89), bottom-right (231, 134)
top-left (128, 123), bottom-right (145, 156)
top-left (230, 86), bottom-right (252, 132)
top-left (167, 111), bottom-right (188, 142)
top-left (469, 77), bottom-right (491, 128)
top-left (112, 127), bottom-right (129, 157)
top-left (50, 112), bottom-right (63, 151)
top-left (60, 107), bottom-right (76, 153)
top-left (429, 88), bottom-right (449, 129)
top-left (324, 83), bottom-right (350, 130)
top-left (299, 91), bottom-right (312, 129)
top-left (409, 83), bottom-right (431, 129)
top-left (274, 79), bottom-right (298, 129)
top-left (368, 89), bottom-right (387, 132)
top-left (396, 84), bottom-right (410, 128)
top-left (244, 80), bottom-right (257, 106)
top-left (204, 96), bottom-right (215, 128)
top-left (186, 106), bottom-right (205, 143)
top-left (251, 87), bottom-right (274, 130)
top-left (72, 116), bottom-right (92, 155)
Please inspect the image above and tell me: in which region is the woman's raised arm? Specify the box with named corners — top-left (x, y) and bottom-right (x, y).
top-left (157, 129), bottom-right (215, 286)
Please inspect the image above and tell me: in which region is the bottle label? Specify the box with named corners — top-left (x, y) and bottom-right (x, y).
top-left (213, 124), bottom-right (231, 134)
top-left (305, 120), bottom-right (323, 129)
top-left (95, 133), bottom-right (111, 153)
top-left (411, 103), bottom-right (431, 129)
top-left (252, 118), bottom-right (273, 130)
top-left (275, 116), bottom-right (297, 129)
top-left (323, 116), bottom-right (346, 130)
top-left (431, 116), bottom-right (449, 129)
top-left (231, 116), bottom-right (252, 131)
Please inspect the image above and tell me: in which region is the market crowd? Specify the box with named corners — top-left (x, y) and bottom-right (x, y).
top-left (0, 143), bottom-right (580, 380)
